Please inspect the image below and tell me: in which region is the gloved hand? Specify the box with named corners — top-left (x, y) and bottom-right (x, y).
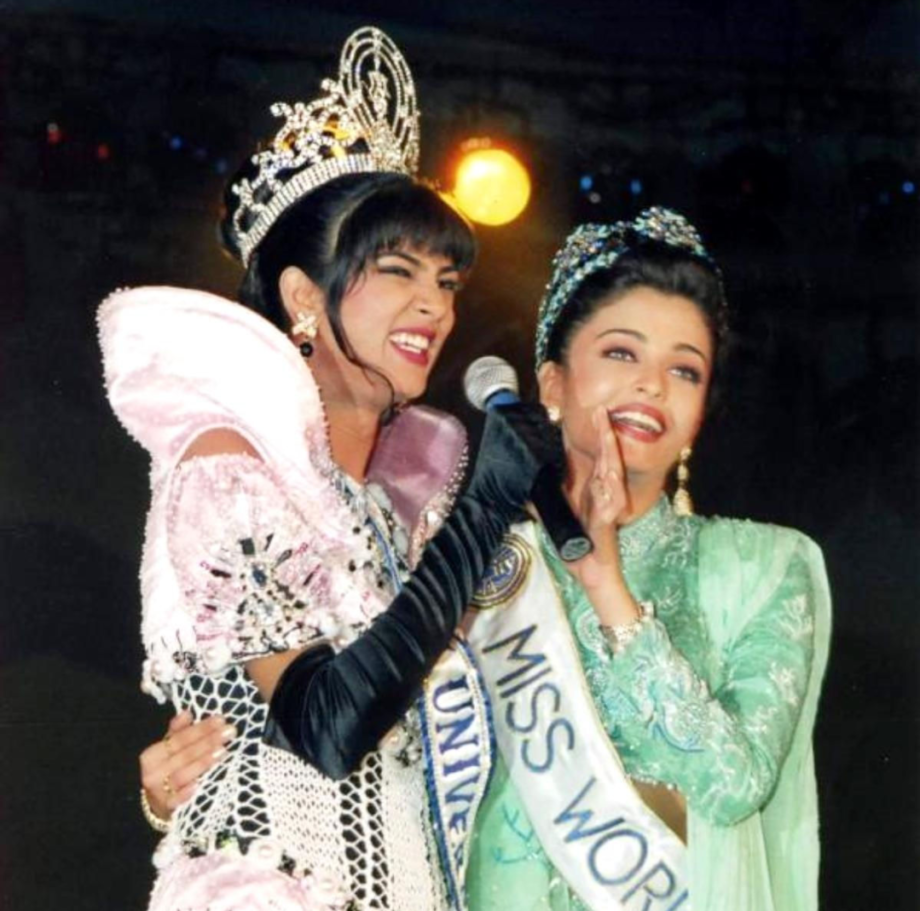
top-left (465, 402), bottom-right (566, 521)
top-left (265, 401), bottom-right (562, 779)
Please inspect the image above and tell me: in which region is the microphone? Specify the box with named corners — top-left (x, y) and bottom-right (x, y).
top-left (463, 356), bottom-right (593, 562)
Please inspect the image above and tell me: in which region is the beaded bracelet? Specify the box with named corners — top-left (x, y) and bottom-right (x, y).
top-left (140, 788), bottom-right (171, 834)
top-left (599, 601), bottom-right (655, 655)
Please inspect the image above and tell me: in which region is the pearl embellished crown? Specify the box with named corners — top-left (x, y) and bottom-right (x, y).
top-left (230, 27), bottom-right (421, 266)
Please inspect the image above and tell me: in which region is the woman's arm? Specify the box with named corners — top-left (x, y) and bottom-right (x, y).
top-left (565, 412), bottom-right (820, 826)
top-left (591, 538), bottom-right (818, 827)
top-left (259, 404), bottom-right (562, 778)
top-left (168, 405), bottom-right (560, 780)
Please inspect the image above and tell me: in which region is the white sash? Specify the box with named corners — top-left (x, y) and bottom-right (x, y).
top-left (419, 639), bottom-right (494, 911)
top-left (466, 524), bottom-right (690, 911)
top-left (378, 498), bottom-right (494, 911)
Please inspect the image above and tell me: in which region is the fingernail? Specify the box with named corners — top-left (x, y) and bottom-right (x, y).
top-left (221, 725), bottom-right (237, 742)
top-left (212, 746), bottom-right (228, 761)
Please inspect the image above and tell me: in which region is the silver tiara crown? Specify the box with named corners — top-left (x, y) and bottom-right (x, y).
top-left (231, 27), bottom-right (420, 266)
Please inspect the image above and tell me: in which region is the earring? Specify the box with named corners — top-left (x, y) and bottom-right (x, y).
top-left (546, 405), bottom-right (562, 424)
top-left (672, 446), bottom-right (694, 516)
top-left (292, 312), bottom-right (318, 358)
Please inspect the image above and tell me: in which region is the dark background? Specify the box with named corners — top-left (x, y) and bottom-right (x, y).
top-left (1, 1), bottom-right (917, 908)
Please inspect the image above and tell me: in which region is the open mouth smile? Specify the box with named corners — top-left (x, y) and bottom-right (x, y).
top-left (390, 329), bottom-right (435, 365)
top-left (609, 405), bottom-right (666, 441)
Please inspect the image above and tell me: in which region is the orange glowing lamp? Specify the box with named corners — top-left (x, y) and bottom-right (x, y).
top-left (452, 144), bottom-right (531, 226)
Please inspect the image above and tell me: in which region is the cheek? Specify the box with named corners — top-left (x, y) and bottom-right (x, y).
top-left (675, 386), bottom-right (707, 438)
top-left (341, 297), bottom-right (385, 350)
top-left (559, 373), bottom-right (606, 448)
top-left (565, 363), bottom-right (625, 410)
top-left (442, 307), bottom-right (457, 339)
top-left (561, 361), bottom-right (591, 401)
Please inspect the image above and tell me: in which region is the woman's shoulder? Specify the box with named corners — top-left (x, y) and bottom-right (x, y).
top-left (694, 513), bottom-right (828, 604)
top-left (695, 513), bottom-right (822, 560)
top-left (693, 513), bottom-right (831, 647)
top-left (166, 448), bottom-right (349, 546)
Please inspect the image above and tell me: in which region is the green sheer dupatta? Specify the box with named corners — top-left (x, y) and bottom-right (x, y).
top-left (690, 521), bottom-right (832, 911)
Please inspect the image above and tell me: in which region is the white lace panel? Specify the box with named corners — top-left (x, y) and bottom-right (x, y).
top-left (167, 668), bottom-right (444, 909)
top-left (172, 668), bottom-right (272, 846)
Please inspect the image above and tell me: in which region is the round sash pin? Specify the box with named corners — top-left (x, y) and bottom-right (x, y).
top-left (472, 534), bottom-right (531, 609)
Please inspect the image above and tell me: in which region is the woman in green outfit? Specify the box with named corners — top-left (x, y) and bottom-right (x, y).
top-left (464, 207), bottom-right (830, 911)
top-left (139, 208), bottom-right (830, 911)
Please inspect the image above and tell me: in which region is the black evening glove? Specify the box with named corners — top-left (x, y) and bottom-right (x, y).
top-left (464, 402), bottom-right (566, 521)
top-left (264, 403), bottom-right (561, 779)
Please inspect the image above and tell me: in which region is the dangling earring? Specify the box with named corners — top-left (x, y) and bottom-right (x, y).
top-left (672, 446), bottom-right (694, 516)
top-left (546, 405), bottom-right (562, 424)
top-left (292, 312), bottom-right (318, 358)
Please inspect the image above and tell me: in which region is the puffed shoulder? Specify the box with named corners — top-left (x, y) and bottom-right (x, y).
top-left (97, 286), bottom-right (323, 473)
top-left (160, 452), bottom-right (370, 675)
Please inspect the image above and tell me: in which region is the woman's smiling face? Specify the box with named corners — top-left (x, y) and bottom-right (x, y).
top-left (539, 285), bottom-right (713, 493)
top-left (336, 246), bottom-right (462, 404)
top-left (283, 244), bottom-right (463, 413)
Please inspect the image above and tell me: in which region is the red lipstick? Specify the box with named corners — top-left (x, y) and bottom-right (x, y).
top-left (389, 327), bottom-right (436, 367)
top-left (608, 403), bottom-right (667, 443)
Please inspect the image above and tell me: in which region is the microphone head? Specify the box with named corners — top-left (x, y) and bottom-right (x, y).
top-left (463, 356), bottom-right (519, 411)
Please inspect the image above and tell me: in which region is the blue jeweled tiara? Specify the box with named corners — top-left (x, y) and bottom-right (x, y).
top-left (534, 207), bottom-right (716, 367)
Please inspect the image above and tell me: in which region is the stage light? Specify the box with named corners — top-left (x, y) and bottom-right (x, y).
top-left (580, 174), bottom-right (594, 192)
top-left (903, 181), bottom-right (915, 195)
top-left (629, 178), bottom-right (643, 196)
top-left (453, 142), bottom-right (530, 226)
top-left (46, 122), bottom-right (63, 145)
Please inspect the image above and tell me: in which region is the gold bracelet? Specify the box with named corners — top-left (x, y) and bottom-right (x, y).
top-left (599, 601), bottom-right (654, 655)
top-left (139, 787), bottom-right (171, 834)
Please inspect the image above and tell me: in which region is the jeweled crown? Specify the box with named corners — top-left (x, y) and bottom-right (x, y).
top-left (231, 27), bottom-right (421, 266)
top-left (535, 207), bottom-right (718, 367)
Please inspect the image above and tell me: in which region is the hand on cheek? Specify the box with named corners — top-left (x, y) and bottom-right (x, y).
top-left (581, 406), bottom-right (628, 531)
top-left (569, 407), bottom-right (630, 592)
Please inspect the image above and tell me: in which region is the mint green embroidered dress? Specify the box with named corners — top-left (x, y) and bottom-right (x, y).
top-left (466, 499), bottom-right (831, 911)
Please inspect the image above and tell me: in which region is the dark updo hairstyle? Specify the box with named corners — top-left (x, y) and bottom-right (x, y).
top-left (219, 168), bottom-right (477, 379)
top-left (543, 232), bottom-right (730, 410)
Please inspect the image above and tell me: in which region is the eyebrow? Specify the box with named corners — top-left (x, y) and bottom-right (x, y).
top-left (376, 250), bottom-right (460, 275)
top-left (595, 327), bottom-right (710, 364)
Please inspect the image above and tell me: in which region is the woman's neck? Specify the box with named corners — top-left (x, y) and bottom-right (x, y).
top-left (310, 356), bottom-right (387, 482)
top-left (325, 402), bottom-right (383, 482)
top-left (620, 475), bottom-right (665, 524)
